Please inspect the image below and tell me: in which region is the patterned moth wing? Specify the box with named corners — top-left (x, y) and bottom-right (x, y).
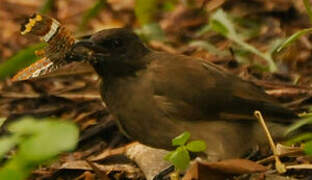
top-left (12, 14), bottom-right (76, 81)
top-left (11, 57), bottom-right (54, 82)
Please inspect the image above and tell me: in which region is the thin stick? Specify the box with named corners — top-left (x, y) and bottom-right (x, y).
top-left (254, 110), bottom-right (286, 174)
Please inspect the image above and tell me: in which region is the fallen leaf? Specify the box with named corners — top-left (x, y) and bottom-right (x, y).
top-left (183, 158), bottom-right (267, 180)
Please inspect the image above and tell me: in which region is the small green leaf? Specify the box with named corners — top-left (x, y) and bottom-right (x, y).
top-left (210, 9), bottom-right (236, 37)
top-left (285, 116), bottom-right (312, 135)
top-left (186, 140), bottom-right (207, 152)
top-left (0, 43), bottom-right (45, 80)
top-left (304, 141), bottom-right (312, 155)
top-left (164, 151), bottom-right (174, 161)
top-left (172, 131), bottom-right (191, 146)
top-left (276, 28), bottom-right (312, 53)
top-left (168, 147), bottom-right (190, 171)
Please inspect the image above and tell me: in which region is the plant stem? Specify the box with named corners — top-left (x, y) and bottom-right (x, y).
top-left (254, 111), bottom-right (286, 174)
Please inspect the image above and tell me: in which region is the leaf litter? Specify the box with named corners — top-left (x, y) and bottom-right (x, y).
top-left (3, 0), bottom-right (312, 179)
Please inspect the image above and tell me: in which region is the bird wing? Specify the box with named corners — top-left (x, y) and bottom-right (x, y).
top-left (148, 52), bottom-right (297, 123)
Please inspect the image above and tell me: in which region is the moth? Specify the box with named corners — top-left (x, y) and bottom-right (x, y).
top-left (12, 14), bottom-right (76, 81)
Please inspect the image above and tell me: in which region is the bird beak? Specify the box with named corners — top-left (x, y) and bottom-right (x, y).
top-left (68, 39), bottom-right (109, 63)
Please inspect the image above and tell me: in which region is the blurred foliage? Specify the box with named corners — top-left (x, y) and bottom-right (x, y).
top-left (0, 118), bottom-right (6, 127)
top-left (304, 0), bottom-right (312, 23)
top-left (134, 0), bottom-right (169, 42)
top-left (164, 131), bottom-right (206, 171)
top-left (285, 112), bottom-right (312, 156)
top-left (234, 17), bottom-right (261, 40)
top-left (0, 43), bottom-right (45, 80)
top-left (0, 117), bottom-right (79, 180)
top-left (276, 0), bottom-right (312, 157)
top-left (189, 40), bottom-right (230, 57)
top-left (210, 9), bottom-right (277, 72)
top-left (135, 23), bottom-right (166, 42)
top-left (276, 0), bottom-right (312, 53)
top-left (135, 0), bottom-right (158, 25)
top-left (286, 114), bottom-right (312, 135)
top-left (39, 0), bottom-right (54, 14)
top-left (276, 28), bottom-right (312, 53)
top-left (162, 0), bottom-right (178, 12)
top-left (79, 0), bottom-right (106, 32)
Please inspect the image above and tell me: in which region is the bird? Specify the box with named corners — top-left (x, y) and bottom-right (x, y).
top-left (67, 28), bottom-right (298, 161)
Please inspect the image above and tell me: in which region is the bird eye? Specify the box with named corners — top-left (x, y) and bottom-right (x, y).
top-left (100, 39), bottom-right (122, 48)
top-left (112, 39), bottom-right (122, 47)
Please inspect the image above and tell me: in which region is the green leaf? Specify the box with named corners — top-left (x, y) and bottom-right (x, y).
top-left (0, 168), bottom-right (26, 180)
top-left (19, 120), bottom-right (79, 162)
top-left (0, 117), bottom-right (6, 127)
top-left (300, 112), bottom-right (312, 117)
top-left (172, 131), bottom-right (191, 146)
top-left (8, 117), bottom-right (38, 134)
top-left (7, 117), bottom-right (79, 162)
top-left (0, 135), bottom-right (20, 159)
top-left (0, 155), bottom-right (32, 180)
top-left (0, 117), bottom-right (79, 180)
top-left (285, 116), bottom-right (312, 135)
top-left (186, 140), bottom-right (207, 152)
top-left (286, 133), bottom-right (312, 146)
top-left (209, 9), bottom-right (277, 72)
top-left (168, 147), bottom-right (190, 171)
top-left (0, 43), bottom-right (45, 80)
top-left (210, 9), bottom-right (236, 37)
top-left (164, 151), bottom-right (174, 161)
top-left (210, 20), bottom-right (230, 36)
top-left (135, 0), bottom-right (158, 25)
top-left (304, 0), bottom-right (312, 23)
top-left (276, 28), bottom-right (312, 53)
top-left (78, 0), bottom-right (106, 32)
top-left (304, 141), bottom-right (312, 155)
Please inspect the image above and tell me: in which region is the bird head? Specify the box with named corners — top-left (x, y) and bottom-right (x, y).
top-left (68, 28), bottom-right (150, 77)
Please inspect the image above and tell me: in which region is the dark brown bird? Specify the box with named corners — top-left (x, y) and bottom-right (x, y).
top-left (69, 28), bottom-right (297, 161)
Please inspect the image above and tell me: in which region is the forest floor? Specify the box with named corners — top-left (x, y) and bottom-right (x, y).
top-left (2, 0), bottom-right (312, 179)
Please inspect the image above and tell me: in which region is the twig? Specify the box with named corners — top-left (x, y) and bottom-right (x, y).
top-left (257, 149), bottom-right (303, 164)
top-left (254, 111), bottom-right (286, 174)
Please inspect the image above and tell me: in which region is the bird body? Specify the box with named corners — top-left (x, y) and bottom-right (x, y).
top-left (70, 28), bottom-right (297, 160)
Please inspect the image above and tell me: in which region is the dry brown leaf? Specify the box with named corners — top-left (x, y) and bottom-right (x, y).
top-left (184, 158), bottom-right (267, 180)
